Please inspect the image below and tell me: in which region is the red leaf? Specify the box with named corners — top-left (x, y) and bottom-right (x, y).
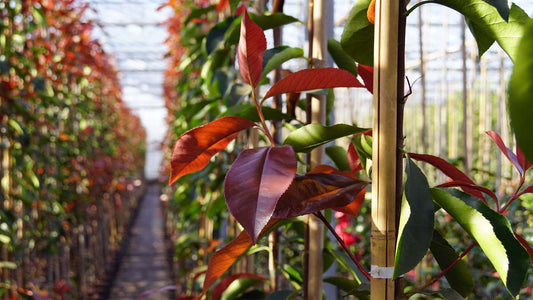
top-left (333, 187), bottom-right (366, 217)
top-left (200, 219), bottom-right (279, 298)
top-left (516, 146), bottom-right (532, 173)
top-left (237, 10), bottom-right (266, 88)
top-left (224, 146), bottom-right (296, 242)
top-left (211, 273), bottom-right (265, 299)
top-left (486, 131), bottom-right (523, 176)
top-left (367, 0), bottom-right (376, 24)
top-left (357, 64), bottom-right (373, 94)
top-left (263, 68), bottom-right (364, 99)
top-left (436, 181), bottom-right (498, 206)
top-left (215, 0), bottom-right (229, 11)
top-left (273, 172), bottom-right (368, 218)
top-left (169, 116), bottom-right (255, 184)
top-left (514, 232), bottom-right (533, 264)
top-left (409, 153), bottom-right (485, 200)
top-left (348, 142), bottom-right (363, 174)
top-left (236, 5), bottom-right (247, 16)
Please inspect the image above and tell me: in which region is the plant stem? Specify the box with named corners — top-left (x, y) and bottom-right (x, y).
top-left (500, 174), bottom-right (526, 213)
top-left (313, 211), bottom-right (371, 281)
top-left (251, 87), bottom-right (276, 146)
top-left (405, 0), bottom-right (435, 16)
top-left (412, 241), bottom-right (476, 294)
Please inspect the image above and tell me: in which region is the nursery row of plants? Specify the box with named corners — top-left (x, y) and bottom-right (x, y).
top-left (162, 0), bottom-right (533, 299)
top-left (1, 0), bottom-right (146, 299)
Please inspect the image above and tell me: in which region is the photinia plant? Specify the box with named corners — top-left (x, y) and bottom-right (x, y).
top-left (164, 0), bottom-right (533, 298)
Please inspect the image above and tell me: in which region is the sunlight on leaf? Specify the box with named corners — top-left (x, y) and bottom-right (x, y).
top-left (169, 116), bottom-right (255, 184)
top-left (263, 68), bottom-right (363, 100)
top-left (237, 10), bottom-right (266, 88)
top-left (431, 188), bottom-right (530, 296)
top-left (284, 123), bottom-right (368, 153)
top-left (509, 20), bottom-right (533, 164)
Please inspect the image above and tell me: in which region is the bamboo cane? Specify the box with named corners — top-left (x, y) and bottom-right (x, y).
top-left (304, 0), bottom-right (327, 298)
top-left (371, 0), bottom-right (401, 298)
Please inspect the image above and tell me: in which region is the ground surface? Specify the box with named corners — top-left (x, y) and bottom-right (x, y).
top-left (108, 184), bottom-right (173, 299)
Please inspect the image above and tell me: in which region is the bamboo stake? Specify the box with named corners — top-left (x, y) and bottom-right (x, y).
top-left (371, 0), bottom-right (401, 298)
top-left (304, 0), bottom-right (327, 298)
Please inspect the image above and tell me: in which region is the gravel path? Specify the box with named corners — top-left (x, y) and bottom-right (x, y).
top-left (108, 184), bottom-right (173, 299)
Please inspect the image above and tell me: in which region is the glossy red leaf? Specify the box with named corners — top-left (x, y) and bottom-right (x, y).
top-left (486, 131), bottom-right (523, 176)
top-left (224, 146), bottom-right (296, 242)
top-left (436, 181), bottom-right (498, 206)
top-left (357, 64), bottom-right (374, 94)
top-left (514, 232), bottom-right (533, 264)
top-left (237, 9), bottom-right (266, 88)
top-left (409, 153), bottom-right (485, 200)
top-left (169, 116), bottom-right (255, 184)
top-left (333, 187), bottom-right (366, 217)
top-left (348, 142), bottom-right (363, 173)
top-left (200, 219), bottom-right (279, 298)
top-left (263, 68), bottom-right (364, 99)
top-left (273, 172), bottom-right (368, 218)
top-left (516, 146), bottom-right (532, 173)
top-left (211, 273), bottom-right (266, 299)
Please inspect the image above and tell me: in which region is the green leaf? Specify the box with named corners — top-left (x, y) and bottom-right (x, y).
top-left (326, 249), bottom-right (369, 285)
top-left (323, 277), bottom-right (367, 297)
top-left (281, 264), bottom-right (303, 289)
top-left (325, 145), bottom-right (351, 171)
top-left (206, 16), bottom-right (236, 54)
top-left (30, 7), bottom-right (47, 28)
top-left (483, 0), bottom-right (510, 21)
top-left (394, 158), bottom-right (435, 278)
top-left (431, 188), bottom-right (530, 296)
top-left (430, 230), bottom-right (473, 297)
top-left (340, 0), bottom-right (374, 66)
top-left (352, 134), bottom-right (373, 176)
top-left (283, 123), bottom-right (368, 153)
top-left (262, 46), bottom-right (304, 79)
top-left (431, 0), bottom-right (529, 60)
top-left (221, 103), bottom-right (294, 122)
top-left (220, 277), bottom-right (265, 300)
top-left (184, 5), bottom-right (215, 25)
top-left (509, 20), bottom-right (533, 164)
top-left (265, 290), bottom-right (294, 300)
top-left (327, 39), bottom-right (358, 76)
top-left (226, 13), bottom-right (301, 45)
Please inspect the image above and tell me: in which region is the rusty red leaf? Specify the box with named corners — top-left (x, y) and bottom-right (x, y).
top-left (409, 153), bottom-right (485, 200)
top-left (333, 188), bottom-right (366, 217)
top-left (273, 172), bottom-right (368, 218)
top-left (348, 142), bottom-right (363, 173)
top-left (486, 131), bottom-right (524, 176)
top-left (237, 9), bottom-right (266, 88)
top-left (200, 219), bottom-right (279, 298)
top-left (263, 68), bottom-right (364, 99)
top-left (357, 64), bottom-right (373, 94)
top-left (224, 146), bottom-right (296, 242)
top-left (169, 116), bottom-right (255, 184)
